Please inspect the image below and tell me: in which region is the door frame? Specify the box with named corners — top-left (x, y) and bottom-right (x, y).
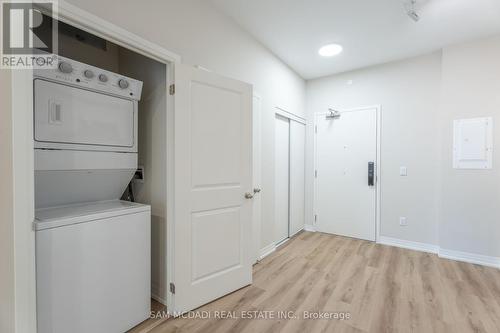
top-left (252, 93), bottom-right (262, 264)
top-left (312, 105), bottom-right (381, 242)
top-left (9, 1), bottom-right (181, 329)
top-left (276, 106), bottom-right (307, 126)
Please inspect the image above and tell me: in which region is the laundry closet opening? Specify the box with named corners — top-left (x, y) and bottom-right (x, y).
top-left (33, 17), bottom-right (167, 332)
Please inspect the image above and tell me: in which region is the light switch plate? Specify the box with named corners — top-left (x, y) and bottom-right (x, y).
top-left (399, 217), bottom-right (407, 226)
top-left (399, 166), bottom-right (407, 176)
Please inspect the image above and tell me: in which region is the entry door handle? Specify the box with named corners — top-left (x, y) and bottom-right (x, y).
top-left (245, 192), bottom-right (254, 199)
top-left (368, 162), bottom-right (375, 186)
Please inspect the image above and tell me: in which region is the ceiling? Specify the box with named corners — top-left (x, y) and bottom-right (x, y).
top-left (211, 0), bottom-right (500, 79)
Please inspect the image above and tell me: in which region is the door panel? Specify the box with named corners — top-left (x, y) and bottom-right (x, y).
top-left (315, 108), bottom-right (377, 241)
top-left (289, 121), bottom-right (305, 236)
top-left (191, 207), bottom-right (241, 281)
top-left (191, 81), bottom-right (241, 187)
top-left (274, 115), bottom-right (290, 243)
top-left (173, 64), bottom-right (252, 313)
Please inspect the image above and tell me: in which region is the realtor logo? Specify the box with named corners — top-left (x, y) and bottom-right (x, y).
top-left (1, 0), bottom-right (57, 68)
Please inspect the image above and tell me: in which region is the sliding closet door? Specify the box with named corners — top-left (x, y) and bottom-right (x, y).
top-left (274, 115), bottom-right (290, 244)
top-left (289, 121), bottom-right (305, 236)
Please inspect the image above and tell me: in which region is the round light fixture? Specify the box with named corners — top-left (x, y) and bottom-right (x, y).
top-left (318, 44), bottom-right (343, 57)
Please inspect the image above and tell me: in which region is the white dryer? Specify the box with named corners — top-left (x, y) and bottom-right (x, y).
top-left (34, 55), bottom-right (143, 208)
top-left (33, 56), bottom-right (151, 333)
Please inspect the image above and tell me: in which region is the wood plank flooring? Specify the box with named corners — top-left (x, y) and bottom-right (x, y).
top-left (128, 231), bottom-right (500, 333)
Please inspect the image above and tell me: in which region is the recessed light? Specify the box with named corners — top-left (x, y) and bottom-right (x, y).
top-left (318, 44), bottom-right (343, 57)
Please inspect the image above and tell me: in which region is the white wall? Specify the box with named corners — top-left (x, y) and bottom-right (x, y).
top-left (307, 35), bottom-right (500, 259)
top-left (306, 53), bottom-right (442, 245)
top-left (439, 35), bottom-right (500, 257)
top-left (64, 0), bottom-right (306, 251)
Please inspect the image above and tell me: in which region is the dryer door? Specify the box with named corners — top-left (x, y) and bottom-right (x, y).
top-left (34, 79), bottom-right (137, 152)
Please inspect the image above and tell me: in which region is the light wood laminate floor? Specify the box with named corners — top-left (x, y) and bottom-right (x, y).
top-left (129, 231), bottom-right (500, 333)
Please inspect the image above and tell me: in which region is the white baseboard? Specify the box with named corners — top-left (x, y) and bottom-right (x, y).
top-left (378, 236), bottom-right (500, 269)
top-left (151, 292), bottom-right (167, 306)
top-left (259, 243), bottom-right (276, 260)
top-left (378, 236), bottom-right (439, 254)
top-left (304, 224), bottom-right (316, 232)
top-left (276, 237), bottom-right (290, 247)
top-left (289, 227), bottom-right (304, 238)
top-left (438, 248), bottom-right (500, 269)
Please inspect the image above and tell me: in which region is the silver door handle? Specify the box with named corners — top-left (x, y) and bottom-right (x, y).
top-left (368, 162), bottom-right (375, 186)
top-left (253, 188), bottom-right (261, 193)
top-left (245, 192), bottom-right (254, 199)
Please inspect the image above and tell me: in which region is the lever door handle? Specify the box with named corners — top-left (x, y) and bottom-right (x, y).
top-left (245, 192), bottom-right (254, 199)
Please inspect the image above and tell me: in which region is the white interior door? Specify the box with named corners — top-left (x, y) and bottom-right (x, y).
top-left (274, 115), bottom-right (290, 244)
top-left (315, 108), bottom-right (378, 241)
top-left (252, 94), bottom-right (262, 263)
top-left (172, 64), bottom-right (253, 313)
top-left (289, 120), bottom-right (305, 236)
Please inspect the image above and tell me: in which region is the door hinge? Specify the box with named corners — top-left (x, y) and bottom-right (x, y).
top-left (169, 84), bottom-right (175, 95)
top-left (314, 214), bottom-right (318, 223)
top-left (315, 170), bottom-right (318, 178)
top-left (170, 282), bottom-right (176, 294)
top-left (315, 125), bottom-right (317, 134)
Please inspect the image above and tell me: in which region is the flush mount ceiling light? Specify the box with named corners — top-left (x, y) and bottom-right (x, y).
top-left (318, 44), bottom-right (343, 57)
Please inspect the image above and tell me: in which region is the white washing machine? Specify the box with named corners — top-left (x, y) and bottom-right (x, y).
top-left (33, 56), bottom-right (151, 333)
top-left (35, 201), bottom-right (150, 333)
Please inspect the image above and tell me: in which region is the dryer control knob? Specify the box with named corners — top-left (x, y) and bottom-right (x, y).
top-left (98, 74), bottom-right (108, 82)
top-left (118, 79), bottom-right (129, 89)
top-left (84, 70), bottom-right (94, 78)
top-left (58, 62), bottom-right (73, 74)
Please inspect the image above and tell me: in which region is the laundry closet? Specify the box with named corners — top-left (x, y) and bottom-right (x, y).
top-left (274, 112), bottom-right (306, 244)
top-left (33, 18), bottom-right (167, 333)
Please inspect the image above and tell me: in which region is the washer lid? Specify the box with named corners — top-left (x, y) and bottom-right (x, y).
top-left (34, 200), bottom-right (150, 231)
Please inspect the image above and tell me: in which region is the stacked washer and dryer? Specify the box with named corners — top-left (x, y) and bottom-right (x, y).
top-left (34, 55), bottom-right (151, 333)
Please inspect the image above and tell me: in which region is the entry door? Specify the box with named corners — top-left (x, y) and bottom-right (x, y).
top-left (274, 115), bottom-right (290, 243)
top-left (173, 64), bottom-right (253, 313)
top-left (315, 108), bottom-right (377, 241)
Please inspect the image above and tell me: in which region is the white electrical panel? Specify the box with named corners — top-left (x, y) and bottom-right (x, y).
top-left (453, 117), bottom-right (493, 169)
